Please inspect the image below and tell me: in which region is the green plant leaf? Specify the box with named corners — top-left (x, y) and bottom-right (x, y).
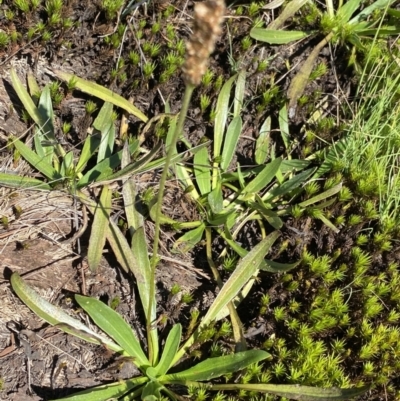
top-left (75, 294), bottom-right (149, 366)
top-left (94, 102), bottom-right (115, 162)
top-left (262, 259), bottom-right (300, 272)
top-left (87, 185), bottom-right (112, 272)
top-left (121, 142), bottom-right (144, 235)
top-left (35, 85), bottom-right (56, 164)
top-left (10, 68), bottom-right (44, 129)
top-left (155, 324), bottom-right (182, 375)
top-left (251, 196), bottom-right (283, 229)
top-left (142, 381), bottom-right (163, 401)
top-left (208, 182), bottom-right (224, 214)
top-left (287, 33), bottom-right (333, 118)
top-left (52, 69), bottom-right (148, 123)
top-left (214, 75), bottom-right (237, 159)
top-left (166, 350), bottom-right (269, 382)
top-left (173, 223), bottom-right (205, 253)
top-left (173, 232), bottom-right (279, 364)
top-left (77, 140), bottom-right (156, 188)
top-left (234, 69), bottom-right (246, 118)
top-left (265, 167), bottom-right (316, 200)
top-left (242, 157), bottom-right (282, 194)
top-left (299, 183), bottom-right (342, 207)
top-left (0, 173), bottom-right (52, 190)
top-left (221, 116), bottom-right (242, 171)
top-left (208, 383), bottom-right (368, 400)
top-left (279, 104), bottom-right (290, 149)
top-left (13, 138), bottom-right (62, 182)
top-left (267, 0), bottom-right (310, 29)
top-left (202, 231), bottom-right (280, 327)
top-left (193, 146), bottom-right (211, 196)
top-left (250, 28), bottom-right (310, 44)
top-left (337, 0), bottom-right (363, 23)
top-left (349, 0), bottom-right (397, 24)
top-left (52, 378), bottom-right (147, 401)
top-left (75, 133), bottom-right (102, 174)
top-left (10, 273), bottom-right (122, 352)
top-left (255, 116), bottom-right (271, 165)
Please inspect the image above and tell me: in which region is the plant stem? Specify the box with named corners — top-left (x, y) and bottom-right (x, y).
top-left (147, 83), bottom-right (195, 364)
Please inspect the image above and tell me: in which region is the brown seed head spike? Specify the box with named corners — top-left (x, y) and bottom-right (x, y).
top-left (182, 0), bottom-right (226, 87)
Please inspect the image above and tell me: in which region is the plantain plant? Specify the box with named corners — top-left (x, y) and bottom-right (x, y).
top-left (6, 1), bottom-right (370, 399)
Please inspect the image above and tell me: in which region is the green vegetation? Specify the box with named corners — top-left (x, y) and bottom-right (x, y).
top-left (2, 0), bottom-right (400, 399)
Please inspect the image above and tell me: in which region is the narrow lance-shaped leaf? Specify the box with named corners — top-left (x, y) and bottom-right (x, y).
top-left (173, 232), bottom-right (280, 364)
top-left (214, 74), bottom-right (237, 159)
top-left (75, 294), bottom-right (149, 367)
top-left (287, 33), bottom-right (333, 119)
top-left (255, 116), bottom-right (271, 165)
top-left (13, 138), bottom-right (62, 182)
top-left (208, 383), bottom-right (369, 401)
top-left (221, 116), bottom-right (242, 172)
top-left (131, 226), bottom-right (159, 363)
top-left (0, 173), bottom-right (52, 191)
top-left (87, 185), bottom-right (112, 272)
top-left (154, 324), bottom-right (182, 375)
top-left (52, 377), bottom-right (147, 401)
top-left (10, 273), bottom-right (123, 353)
top-left (193, 146), bottom-right (211, 196)
top-left (267, 0), bottom-right (309, 29)
top-left (250, 28), bottom-right (310, 44)
top-left (53, 69), bottom-right (148, 122)
top-left (165, 350), bottom-right (269, 382)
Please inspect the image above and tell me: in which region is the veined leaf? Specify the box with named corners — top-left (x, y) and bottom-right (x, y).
top-left (76, 294), bottom-right (149, 366)
top-left (193, 146), bottom-right (211, 196)
top-left (87, 185), bottom-right (112, 272)
top-left (214, 75), bottom-right (237, 159)
top-left (94, 102), bottom-right (115, 162)
top-left (287, 33), bottom-right (333, 118)
top-left (52, 70), bottom-right (148, 123)
top-left (173, 232), bottom-right (280, 364)
top-left (279, 104), bottom-right (290, 149)
top-left (255, 116), bottom-right (271, 165)
top-left (0, 173), bottom-right (52, 190)
top-left (349, 0), bottom-right (398, 24)
top-left (166, 350), bottom-right (269, 382)
top-left (250, 28), bottom-right (310, 44)
top-left (154, 324), bottom-right (182, 375)
top-left (173, 223), bottom-right (205, 253)
top-left (337, 0), bottom-right (363, 23)
top-left (10, 273), bottom-right (122, 353)
top-left (267, 0), bottom-right (310, 29)
top-left (52, 377), bottom-right (147, 401)
top-left (77, 140), bottom-right (158, 188)
top-left (242, 157), bottom-right (282, 194)
top-left (75, 133), bottom-right (102, 174)
top-left (221, 116), bottom-right (242, 172)
top-left (131, 226), bottom-right (159, 362)
top-left (13, 138), bottom-right (62, 181)
top-left (208, 383), bottom-right (368, 400)
top-left (264, 167), bottom-right (316, 200)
